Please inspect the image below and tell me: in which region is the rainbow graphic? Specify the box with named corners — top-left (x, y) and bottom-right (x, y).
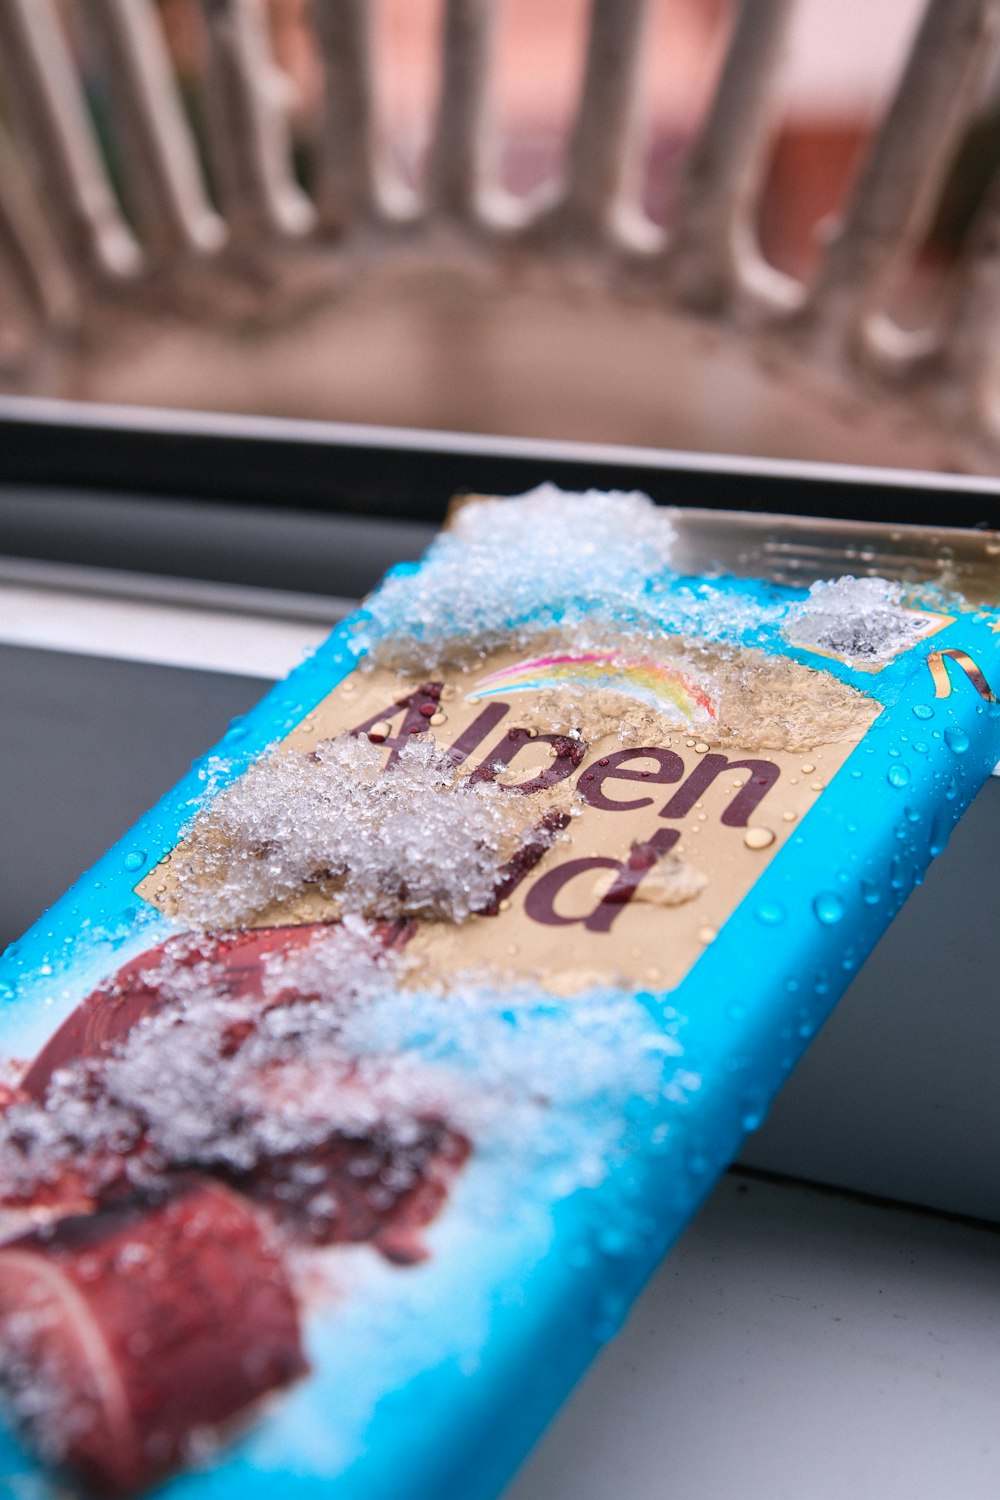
top-left (468, 652), bottom-right (716, 722)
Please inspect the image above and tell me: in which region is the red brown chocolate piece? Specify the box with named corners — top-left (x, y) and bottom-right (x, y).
top-left (0, 1176), bottom-right (307, 1496)
top-left (226, 1118), bottom-right (471, 1264)
top-left (20, 921), bottom-right (411, 1101)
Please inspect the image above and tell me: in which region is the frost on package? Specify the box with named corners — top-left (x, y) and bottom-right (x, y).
top-left (1, 486), bottom-right (999, 1500)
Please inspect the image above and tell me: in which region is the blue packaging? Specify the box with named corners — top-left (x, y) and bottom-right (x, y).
top-left (1, 485), bottom-right (998, 1499)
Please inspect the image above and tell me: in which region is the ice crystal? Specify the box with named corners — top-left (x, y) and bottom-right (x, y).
top-left (355, 485), bottom-right (681, 669)
top-left (0, 924), bottom-right (684, 1216)
top-left (784, 576), bottom-right (934, 665)
top-left (167, 735), bottom-right (539, 930)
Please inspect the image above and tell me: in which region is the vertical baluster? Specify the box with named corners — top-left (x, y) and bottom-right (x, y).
top-left (426, 0), bottom-right (496, 222)
top-left (312, 0), bottom-right (379, 233)
top-left (197, 0), bottom-right (315, 239)
top-left (806, 0), bottom-right (1000, 360)
top-left (87, 0), bottom-right (225, 259)
top-left (0, 129), bottom-right (79, 330)
top-left (0, 0), bottom-right (141, 278)
top-left (666, 0), bottom-right (797, 312)
top-left (560, 0), bottom-right (651, 244)
top-left (935, 162), bottom-right (1000, 432)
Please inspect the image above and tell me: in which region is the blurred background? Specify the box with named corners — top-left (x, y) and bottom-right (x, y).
top-left (4, 0), bottom-right (1000, 469)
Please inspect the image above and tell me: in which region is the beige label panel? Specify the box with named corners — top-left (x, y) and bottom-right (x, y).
top-left (140, 649), bottom-right (879, 996)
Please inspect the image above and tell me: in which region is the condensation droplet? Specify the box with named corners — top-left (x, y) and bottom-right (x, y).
top-left (813, 891), bottom-right (846, 924)
top-left (912, 703), bottom-right (933, 720)
top-left (756, 900), bottom-right (786, 926)
top-left (429, 711), bottom-right (447, 726)
top-left (367, 720), bottom-right (391, 743)
top-left (887, 763), bottom-right (910, 789)
top-left (810, 781), bottom-right (826, 793)
top-left (945, 727), bottom-right (970, 755)
top-left (598, 1225), bottom-right (630, 1256)
top-left (781, 810), bottom-right (797, 823)
top-left (801, 762), bottom-right (816, 774)
top-left (740, 1090), bottom-right (767, 1132)
top-left (743, 826), bottom-right (775, 850)
top-left (694, 741), bottom-right (710, 754)
top-left (697, 925), bottom-right (717, 944)
top-left (123, 849), bottom-right (146, 872)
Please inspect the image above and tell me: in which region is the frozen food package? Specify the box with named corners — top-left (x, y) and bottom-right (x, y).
top-left (2, 485), bottom-right (999, 1499)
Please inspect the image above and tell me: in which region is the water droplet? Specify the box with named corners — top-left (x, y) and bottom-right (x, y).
top-left (929, 806), bottom-right (951, 857)
top-left (123, 849), bottom-right (147, 872)
top-left (904, 805), bottom-right (921, 824)
top-left (887, 764), bottom-right (910, 789)
top-left (740, 1089), bottom-right (768, 1132)
top-left (697, 925), bottom-right (717, 944)
top-left (813, 891), bottom-right (846, 924)
top-left (782, 810), bottom-right (797, 822)
top-left (367, 720), bottom-right (392, 743)
top-left (810, 781), bottom-right (826, 793)
top-left (429, 711), bottom-right (447, 726)
top-left (597, 1225), bottom-right (630, 1256)
top-left (694, 741), bottom-right (710, 754)
top-left (744, 826), bottom-right (775, 850)
top-left (912, 703), bottom-right (934, 720)
top-left (945, 727), bottom-right (970, 755)
top-left (756, 900), bottom-right (787, 926)
top-left (860, 879), bottom-right (880, 905)
top-left (801, 762), bottom-right (816, 774)
top-left (686, 1151), bottom-right (710, 1178)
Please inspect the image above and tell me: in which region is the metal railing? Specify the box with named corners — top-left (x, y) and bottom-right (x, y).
top-left (2, 0), bottom-right (1000, 467)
